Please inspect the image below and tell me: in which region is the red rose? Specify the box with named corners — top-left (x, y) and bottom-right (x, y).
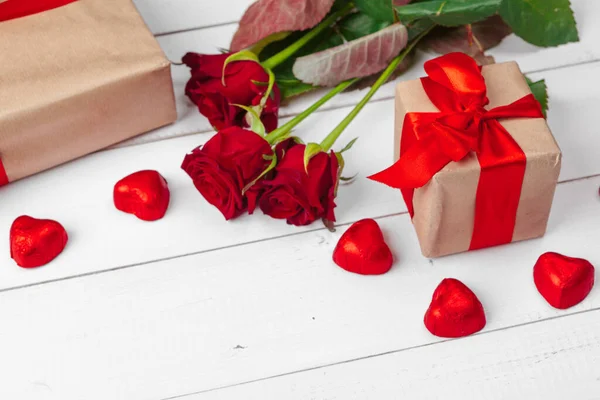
top-left (182, 127), bottom-right (273, 220)
top-left (183, 52), bottom-right (280, 132)
top-left (258, 142), bottom-right (340, 226)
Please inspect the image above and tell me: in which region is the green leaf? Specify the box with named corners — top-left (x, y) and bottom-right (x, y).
top-left (259, 31), bottom-right (304, 61)
top-left (260, 8), bottom-right (403, 100)
top-left (273, 29), bottom-right (345, 84)
top-left (339, 137), bottom-right (358, 153)
top-left (345, 50), bottom-right (415, 91)
top-left (230, 0), bottom-right (338, 52)
top-left (249, 32), bottom-right (292, 55)
top-left (406, 18), bottom-right (437, 40)
top-left (259, 26), bottom-right (345, 99)
top-left (278, 82), bottom-right (317, 98)
top-left (526, 76), bottom-right (548, 118)
top-left (303, 143), bottom-right (324, 172)
top-left (421, 15), bottom-right (512, 65)
top-left (339, 175), bottom-right (358, 182)
top-left (292, 23), bottom-right (408, 86)
top-left (233, 104), bottom-right (266, 136)
top-left (499, 0), bottom-right (578, 47)
top-left (338, 12), bottom-right (393, 40)
top-left (258, 9), bottom-right (403, 99)
top-left (395, 0), bottom-right (501, 27)
top-left (354, 0), bottom-right (396, 23)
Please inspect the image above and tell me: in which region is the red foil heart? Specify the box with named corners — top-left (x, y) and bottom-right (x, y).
top-left (114, 170), bottom-right (170, 221)
top-left (534, 252), bottom-right (595, 309)
top-left (424, 278), bottom-right (486, 338)
top-left (332, 218), bottom-right (393, 275)
top-left (10, 215), bottom-right (68, 268)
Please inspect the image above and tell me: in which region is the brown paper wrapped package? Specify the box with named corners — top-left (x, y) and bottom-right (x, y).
top-left (394, 62), bottom-right (561, 258)
top-left (0, 0), bottom-right (176, 183)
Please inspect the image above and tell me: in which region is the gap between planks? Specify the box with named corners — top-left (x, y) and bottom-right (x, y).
top-left (120, 0), bottom-right (598, 148)
top-left (1, 52), bottom-right (596, 293)
top-left (113, 57), bottom-right (600, 150)
top-left (3, 172), bottom-right (599, 296)
top-left (161, 306), bottom-right (600, 400)
top-left (153, 21), bottom-right (239, 38)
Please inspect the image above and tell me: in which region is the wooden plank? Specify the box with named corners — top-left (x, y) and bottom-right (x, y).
top-left (1, 176), bottom-right (599, 399)
top-left (133, 0), bottom-right (593, 53)
top-left (121, 0), bottom-right (599, 146)
top-left (0, 60), bottom-right (599, 290)
top-left (133, 0), bottom-right (251, 35)
top-left (193, 310), bottom-right (600, 400)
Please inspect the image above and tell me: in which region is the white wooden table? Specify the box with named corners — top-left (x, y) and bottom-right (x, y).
top-left (2, 1), bottom-right (600, 399)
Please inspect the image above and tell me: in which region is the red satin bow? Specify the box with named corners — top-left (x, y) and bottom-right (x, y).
top-left (0, 0), bottom-right (77, 23)
top-left (369, 53), bottom-right (544, 250)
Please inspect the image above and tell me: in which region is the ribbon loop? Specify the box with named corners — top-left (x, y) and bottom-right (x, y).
top-left (369, 52), bottom-right (545, 251)
top-left (422, 53), bottom-right (489, 113)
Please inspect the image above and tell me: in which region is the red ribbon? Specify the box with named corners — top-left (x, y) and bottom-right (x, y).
top-left (369, 53), bottom-right (544, 250)
top-left (0, 0), bottom-right (78, 186)
top-left (0, 0), bottom-right (77, 22)
top-left (0, 160), bottom-right (8, 186)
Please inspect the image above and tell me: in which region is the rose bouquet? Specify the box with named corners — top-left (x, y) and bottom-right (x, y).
top-left (181, 0), bottom-right (578, 228)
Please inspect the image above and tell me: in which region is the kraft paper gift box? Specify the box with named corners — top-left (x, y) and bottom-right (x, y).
top-left (0, 0), bottom-right (177, 185)
top-left (372, 55), bottom-right (562, 258)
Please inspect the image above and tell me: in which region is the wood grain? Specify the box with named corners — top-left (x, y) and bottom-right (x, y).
top-left (1, 176), bottom-right (599, 399)
top-left (193, 309), bottom-right (600, 399)
top-left (121, 0), bottom-right (599, 146)
top-left (133, 0), bottom-right (251, 35)
top-left (2, 3), bottom-right (597, 399)
top-left (0, 60), bottom-right (598, 291)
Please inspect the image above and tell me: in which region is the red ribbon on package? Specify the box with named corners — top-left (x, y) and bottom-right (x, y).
top-left (0, 0), bottom-right (78, 185)
top-left (0, 0), bottom-right (77, 22)
top-left (369, 53), bottom-right (544, 250)
top-left (0, 161), bottom-right (8, 187)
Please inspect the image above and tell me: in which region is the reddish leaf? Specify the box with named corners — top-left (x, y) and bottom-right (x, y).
top-left (230, 0), bottom-right (336, 52)
top-left (350, 50), bottom-right (415, 91)
top-left (421, 15), bottom-right (512, 65)
top-left (292, 23), bottom-right (408, 86)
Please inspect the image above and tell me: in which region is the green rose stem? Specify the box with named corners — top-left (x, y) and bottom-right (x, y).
top-left (264, 77), bottom-right (359, 144)
top-left (261, 2), bottom-right (355, 71)
top-left (320, 30), bottom-right (430, 152)
top-left (242, 78), bottom-right (358, 194)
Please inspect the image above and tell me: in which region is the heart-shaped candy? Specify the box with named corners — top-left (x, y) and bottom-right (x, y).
top-left (424, 278), bottom-right (486, 338)
top-left (534, 252), bottom-right (595, 309)
top-left (10, 215), bottom-right (68, 268)
top-left (332, 218), bottom-right (393, 275)
top-left (114, 170), bottom-right (170, 221)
